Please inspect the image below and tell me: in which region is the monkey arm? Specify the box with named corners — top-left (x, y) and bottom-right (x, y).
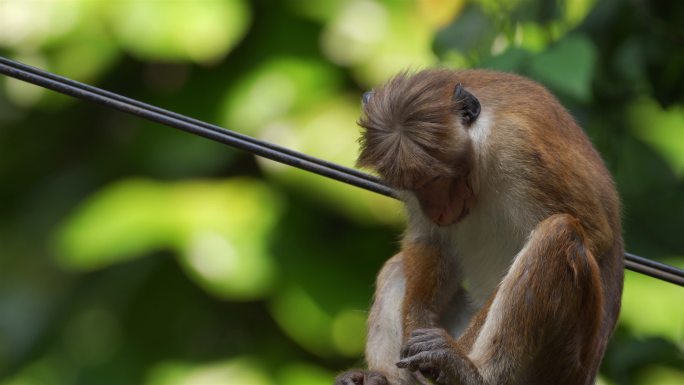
top-left (397, 214), bottom-right (604, 385)
top-left (337, 246), bottom-right (466, 385)
top-left (401, 241), bottom-right (461, 336)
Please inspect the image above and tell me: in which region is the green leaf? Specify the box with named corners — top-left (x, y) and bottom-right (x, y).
top-left (269, 285), bottom-right (369, 358)
top-left (220, 57), bottom-right (342, 135)
top-left (54, 179), bottom-right (173, 269)
top-left (528, 34), bottom-right (597, 101)
top-left (278, 362), bottom-right (335, 385)
top-left (562, 0), bottom-right (598, 26)
top-left (106, 0), bottom-right (250, 62)
top-left (620, 258), bottom-right (684, 342)
top-left (482, 47), bottom-right (532, 72)
top-left (320, 0), bottom-right (437, 84)
top-left (54, 178), bottom-right (282, 300)
top-left (144, 359), bottom-right (274, 385)
top-left (269, 284), bottom-right (336, 357)
top-left (628, 98), bottom-right (684, 177)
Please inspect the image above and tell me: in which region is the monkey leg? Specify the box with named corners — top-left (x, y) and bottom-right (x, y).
top-left (397, 214), bottom-right (604, 385)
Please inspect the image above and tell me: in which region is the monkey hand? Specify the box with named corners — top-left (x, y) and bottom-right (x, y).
top-left (397, 328), bottom-right (460, 385)
top-left (334, 370), bottom-right (389, 385)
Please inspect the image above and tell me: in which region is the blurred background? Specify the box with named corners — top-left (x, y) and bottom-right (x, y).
top-left (0, 0), bottom-right (682, 384)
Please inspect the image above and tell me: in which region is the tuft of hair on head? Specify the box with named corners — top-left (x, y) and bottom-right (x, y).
top-left (357, 69), bottom-right (468, 189)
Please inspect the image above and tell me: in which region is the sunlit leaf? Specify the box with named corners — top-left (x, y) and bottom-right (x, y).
top-left (417, 0), bottom-right (466, 28)
top-left (49, 27), bottom-right (120, 83)
top-left (220, 57), bottom-right (342, 135)
top-left (321, 0), bottom-right (390, 67)
top-left (4, 76), bottom-right (45, 108)
top-left (144, 358), bottom-right (274, 385)
top-left (320, 0), bottom-right (437, 85)
top-left (517, 22), bottom-right (549, 52)
top-left (179, 228), bottom-right (276, 301)
top-left (562, 0), bottom-right (598, 26)
top-left (278, 362), bottom-right (335, 385)
top-left (0, 0), bottom-right (81, 49)
top-left (628, 98), bottom-right (684, 177)
top-left (331, 309), bottom-right (366, 356)
top-left (106, 0), bottom-right (250, 62)
top-left (1, 2), bottom-right (120, 107)
top-left (54, 178), bottom-right (282, 300)
top-left (54, 179), bottom-right (174, 269)
top-left (528, 34), bottom-right (596, 101)
top-left (269, 284), bottom-right (336, 357)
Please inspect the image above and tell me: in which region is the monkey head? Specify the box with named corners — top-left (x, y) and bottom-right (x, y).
top-left (357, 70), bottom-right (481, 226)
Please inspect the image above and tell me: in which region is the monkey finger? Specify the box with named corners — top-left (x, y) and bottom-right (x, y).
top-left (396, 351), bottom-right (435, 371)
top-left (401, 339), bottom-right (443, 359)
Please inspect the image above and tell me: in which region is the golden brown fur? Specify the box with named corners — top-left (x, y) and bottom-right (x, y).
top-left (336, 69), bottom-right (623, 385)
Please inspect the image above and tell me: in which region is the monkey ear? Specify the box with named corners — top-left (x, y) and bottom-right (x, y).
top-left (362, 91), bottom-right (374, 106)
top-left (453, 83), bottom-right (480, 126)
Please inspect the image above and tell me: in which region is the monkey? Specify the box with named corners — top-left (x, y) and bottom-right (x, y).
top-left (335, 69), bottom-right (623, 385)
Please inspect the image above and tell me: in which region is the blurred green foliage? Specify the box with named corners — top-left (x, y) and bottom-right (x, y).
top-left (0, 0), bottom-right (682, 384)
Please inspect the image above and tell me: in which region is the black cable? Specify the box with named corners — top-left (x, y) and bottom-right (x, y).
top-left (625, 253), bottom-right (684, 286)
top-left (0, 57), bottom-right (393, 198)
top-left (0, 56), bottom-right (682, 287)
top-left (0, 58), bottom-right (383, 185)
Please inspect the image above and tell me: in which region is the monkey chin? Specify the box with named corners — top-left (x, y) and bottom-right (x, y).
top-left (414, 175), bottom-right (474, 227)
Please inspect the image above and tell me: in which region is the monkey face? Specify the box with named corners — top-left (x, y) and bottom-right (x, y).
top-left (413, 174), bottom-right (475, 226)
top-left (356, 70), bottom-right (480, 226)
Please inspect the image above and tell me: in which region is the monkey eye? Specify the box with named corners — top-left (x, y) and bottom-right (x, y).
top-left (362, 91), bottom-right (374, 106)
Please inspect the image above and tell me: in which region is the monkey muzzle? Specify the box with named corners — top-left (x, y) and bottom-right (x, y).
top-left (414, 175), bottom-right (474, 227)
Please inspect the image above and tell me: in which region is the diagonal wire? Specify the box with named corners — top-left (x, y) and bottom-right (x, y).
top-left (0, 57), bottom-right (393, 198)
top-left (0, 56), bottom-right (682, 287)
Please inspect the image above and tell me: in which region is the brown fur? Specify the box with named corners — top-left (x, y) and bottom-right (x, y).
top-left (336, 69), bottom-right (623, 385)
top-left (401, 242), bottom-right (457, 336)
top-left (358, 70), bottom-right (472, 189)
